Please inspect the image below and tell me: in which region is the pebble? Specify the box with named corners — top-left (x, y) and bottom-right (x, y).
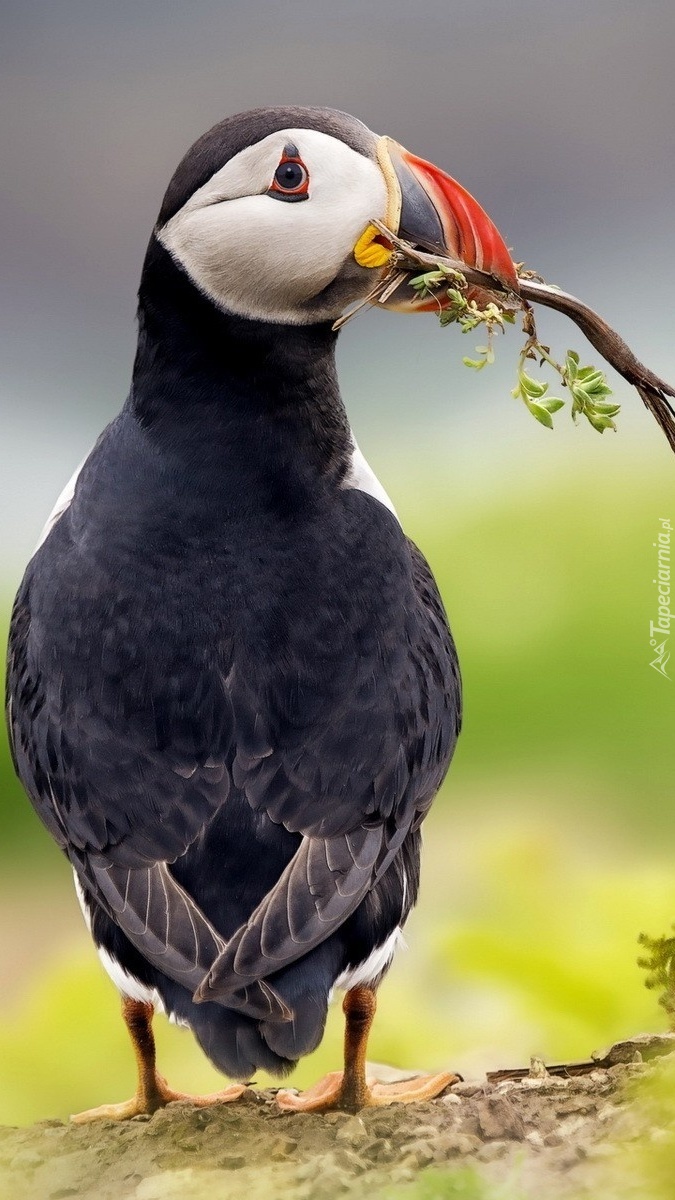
top-left (408, 1124), bottom-right (442, 1139)
top-left (333, 1148), bottom-right (367, 1175)
top-left (217, 1154), bottom-right (246, 1170)
top-left (435, 1131), bottom-right (482, 1157)
top-left (558, 1115), bottom-right (589, 1138)
top-left (322, 1112), bottom-right (352, 1127)
top-left (558, 1145), bottom-right (587, 1170)
top-left (400, 1141), bottom-right (435, 1168)
top-left (529, 1056), bottom-right (549, 1079)
top-left (335, 1117), bottom-right (367, 1146)
top-left (388, 1166), bottom-right (417, 1185)
top-left (476, 1096), bottom-right (526, 1141)
top-left (362, 1137), bottom-right (393, 1163)
top-left (543, 1131), bottom-right (564, 1147)
top-left (270, 1136), bottom-right (298, 1161)
top-left (596, 1104), bottom-right (619, 1124)
top-left (476, 1140), bottom-right (511, 1162)
top-left (395, 1151), bottom-right (424, 1172)
top-left (450, 1081), bottom-right (484, 1098)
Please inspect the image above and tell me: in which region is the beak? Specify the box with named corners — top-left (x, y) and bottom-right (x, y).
top-left (354, 137), bottom-right (518, 311)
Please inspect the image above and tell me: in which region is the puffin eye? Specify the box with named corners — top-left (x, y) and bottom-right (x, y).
top-left (267, 149), bottom-right (310, 203)
top-left (275, 162), bottom-right (306, 190)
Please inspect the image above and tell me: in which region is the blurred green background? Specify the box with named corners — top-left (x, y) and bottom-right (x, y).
top-left (1, 0), bottom-right (674, 1149)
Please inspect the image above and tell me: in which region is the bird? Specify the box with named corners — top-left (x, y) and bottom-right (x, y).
top-left (6, 105), bottom-right (517, 1121)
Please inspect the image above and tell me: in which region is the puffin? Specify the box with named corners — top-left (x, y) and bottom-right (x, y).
top-left (6, 106), bottom-right (517, 1120)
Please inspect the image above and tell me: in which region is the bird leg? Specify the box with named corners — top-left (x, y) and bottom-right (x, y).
top-left (276, 986), bottom-right (458, 1113)
top-left (70, 997), bottom-right (246, 1123)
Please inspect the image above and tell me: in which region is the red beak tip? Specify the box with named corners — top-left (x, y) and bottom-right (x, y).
top-left (400, 149), bottom-right (518, 290)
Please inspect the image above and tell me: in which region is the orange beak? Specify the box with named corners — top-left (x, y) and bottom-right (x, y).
top-left (370, 138), bottom-right (518, 310)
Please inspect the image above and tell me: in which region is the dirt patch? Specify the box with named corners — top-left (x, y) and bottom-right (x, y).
top-left (1, 1035), bottom-right (673, 1200)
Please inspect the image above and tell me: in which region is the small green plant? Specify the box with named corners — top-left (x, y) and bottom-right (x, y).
top-left (638, 926), bottom-right (675, 1030)
top-left (410, 267), bottom-right (619, 435)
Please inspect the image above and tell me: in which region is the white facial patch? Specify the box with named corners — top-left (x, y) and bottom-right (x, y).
top-left (158, 128), bottom-right (388, 324)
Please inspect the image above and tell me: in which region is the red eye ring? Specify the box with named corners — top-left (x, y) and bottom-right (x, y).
top-left (268, 151), bottom-right (310, 202)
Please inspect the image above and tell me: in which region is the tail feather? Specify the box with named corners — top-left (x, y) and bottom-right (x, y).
top-left (188, 1002), bottom-right (296, 1080)
top-left (182, 940), bottom-right (341, 1077)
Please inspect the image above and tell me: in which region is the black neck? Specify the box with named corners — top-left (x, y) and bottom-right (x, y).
top-left (128, 237), bottom-right (351, 488)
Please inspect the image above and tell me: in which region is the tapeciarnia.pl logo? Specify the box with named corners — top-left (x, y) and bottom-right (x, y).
top-left (649, 517), bottom-right (672, 679)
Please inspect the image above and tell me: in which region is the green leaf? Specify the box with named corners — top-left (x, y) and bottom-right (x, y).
top-left (592, 401), bottom-right (621, 416)
top-left (410, 270), bottom-right (444, 291)
top-left (586, 411), bottom-right (616, 433)
top-left (445, 288), bottom-right (465, 307)
top-left (576, 367), bottom-right (603, 384)
top-left (570, 382), bottom-right (591, 407)
top-left (519, 372), bottom-right (549, 399)
top-left (462, 356), bottom-right (486, 370)
top-left (564, 350), bottom-right (580, 382)
top-left (540, 397), bottom-right (565, 413)
top-left (527, 400), bottom-right (554, 429)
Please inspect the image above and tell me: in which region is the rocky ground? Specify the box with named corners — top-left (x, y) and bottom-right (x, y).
top-left (1, 1035), bottom-right (674, 1200)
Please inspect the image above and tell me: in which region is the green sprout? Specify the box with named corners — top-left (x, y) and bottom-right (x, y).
top-left (638, 926), bottom-right (675, 1031)
top-left (411, 269), bottom-right (515, 372)
top-left (410, 267), bottom-right (620, 435)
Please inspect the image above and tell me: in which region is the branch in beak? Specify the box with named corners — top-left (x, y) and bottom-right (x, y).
top-left (362, 223), bottom-right (675, 455)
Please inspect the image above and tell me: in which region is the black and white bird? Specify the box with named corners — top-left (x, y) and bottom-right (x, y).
top-left (6, 106), bottom-right (517, 1119)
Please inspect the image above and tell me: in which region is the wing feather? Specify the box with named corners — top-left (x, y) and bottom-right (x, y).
top-left (87, 858), bottom-right (226, 992)
top-left (193, 822), bottom-right (408, 1013)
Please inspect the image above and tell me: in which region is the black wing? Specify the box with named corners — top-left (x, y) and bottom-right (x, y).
top-left (7, 578), bottom-right (231, 994)
top-left (7, 496), bottom-right (460, 1015)
top-left (197, 538), bottom-right (461, 1008)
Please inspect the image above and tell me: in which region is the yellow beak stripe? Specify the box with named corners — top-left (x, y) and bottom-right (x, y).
top-left (353, 225), bottom-right (393, 268)
top-left (353, 136), bottom-right (402, 268)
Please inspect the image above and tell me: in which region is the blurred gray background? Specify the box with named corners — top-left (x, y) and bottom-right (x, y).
top-left (2, 0), bottom-right (675, 563)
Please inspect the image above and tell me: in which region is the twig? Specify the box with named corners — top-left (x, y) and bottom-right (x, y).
top-left (487, 1057), bottom-right (601, 1084)
top-left (371, 219), bottom-right (675, 454)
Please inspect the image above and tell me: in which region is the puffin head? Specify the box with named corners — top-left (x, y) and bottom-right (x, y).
top-left (151, 105), bottom-right (517, 328)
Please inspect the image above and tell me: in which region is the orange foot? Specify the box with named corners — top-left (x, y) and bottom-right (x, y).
top-left (70, 1074), bottom-right (247, 1124)
top-left (275, 1069), bottom-right (458, 1113)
